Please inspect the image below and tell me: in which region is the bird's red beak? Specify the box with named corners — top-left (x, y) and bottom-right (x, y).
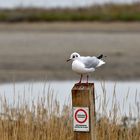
top-left (67, 58), bottom-right (71, 62)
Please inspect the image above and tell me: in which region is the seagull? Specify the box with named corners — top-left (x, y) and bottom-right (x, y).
top-left (67, 52), bottom-right (106, 84)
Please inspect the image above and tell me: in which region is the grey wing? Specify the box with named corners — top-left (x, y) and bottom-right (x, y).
top-left (81, 56), bottom-right (100, 68)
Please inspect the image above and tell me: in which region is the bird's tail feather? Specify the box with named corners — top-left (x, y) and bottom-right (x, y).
top-left (97, 60), bottom-right (105, 67)
top-left (97, 54), bottom-right (107, 59)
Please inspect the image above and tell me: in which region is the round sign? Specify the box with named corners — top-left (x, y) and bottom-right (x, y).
top-left (75, 109), bottom-right (88, 123)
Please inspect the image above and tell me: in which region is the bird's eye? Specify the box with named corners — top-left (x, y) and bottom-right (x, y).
top-left (73, 55), bottom-right (75, 58)
top-left (76, 55), bottom-right (78, 57)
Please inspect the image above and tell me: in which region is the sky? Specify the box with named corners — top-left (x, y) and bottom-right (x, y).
top-left (0, 0), bottom-right (138, 8)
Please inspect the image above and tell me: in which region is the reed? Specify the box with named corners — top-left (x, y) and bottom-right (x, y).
top-left (0, 83), bottom-right (139, 140)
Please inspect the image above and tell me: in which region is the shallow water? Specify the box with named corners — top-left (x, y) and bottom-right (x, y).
top-left (0, 80), bottom-right (139, 119)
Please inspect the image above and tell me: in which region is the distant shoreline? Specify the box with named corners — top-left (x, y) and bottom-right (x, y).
top-left (0, 22), bottom-right (140, 32)
top-left (0, 3), bottom-right (140, 22)
top-left (0, 22), bottom-right (140, 82)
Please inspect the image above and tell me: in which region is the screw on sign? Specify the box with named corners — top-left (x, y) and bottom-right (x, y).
top-left (73, 107), bottom-right (89, 132)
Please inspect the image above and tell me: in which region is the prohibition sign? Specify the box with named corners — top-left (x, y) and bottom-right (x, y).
top-left (75, 109), bottom-right (88, 123)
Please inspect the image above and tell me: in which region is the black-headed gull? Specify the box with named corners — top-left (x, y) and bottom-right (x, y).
top-left (67, 52), bottom-right (106, 84)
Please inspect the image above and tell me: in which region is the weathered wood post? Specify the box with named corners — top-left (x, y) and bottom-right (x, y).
top-left (72, 83), bottom-right (96, 140)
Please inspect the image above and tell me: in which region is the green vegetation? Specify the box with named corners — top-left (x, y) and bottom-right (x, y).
top-left (0, 83), bottom-right (139, 140)
top-left (0, 3), bottom-right (140, 22)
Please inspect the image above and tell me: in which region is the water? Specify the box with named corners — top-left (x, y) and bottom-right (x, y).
top-left (0, 80), bottom-right (139, 120)
top-left (0, 0), bottom-right (136, 9)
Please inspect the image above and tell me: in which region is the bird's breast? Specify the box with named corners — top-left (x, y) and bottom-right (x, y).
top-left (72, 60), bottom-right (86, 74)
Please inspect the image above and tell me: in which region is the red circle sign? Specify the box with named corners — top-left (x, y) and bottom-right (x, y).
top-left (75, 109), bottom-right (87, 123)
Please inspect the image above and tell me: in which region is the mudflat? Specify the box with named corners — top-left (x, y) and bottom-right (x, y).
top-left (0, 22), bottom-right (140, 82)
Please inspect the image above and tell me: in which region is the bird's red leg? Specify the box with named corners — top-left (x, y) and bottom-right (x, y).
top-left (86, 75), bottom-right (89, 84)
top-left (75, 74), bottom-right (83, 85)
top-left (79, 74), bottom-right (83, 84)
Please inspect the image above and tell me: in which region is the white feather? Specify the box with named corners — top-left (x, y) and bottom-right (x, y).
top-left (96, 60), bottom-right (105, 67)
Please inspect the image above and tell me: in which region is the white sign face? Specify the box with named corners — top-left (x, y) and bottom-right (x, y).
top-left (73, 107), bottom-right (89, 132)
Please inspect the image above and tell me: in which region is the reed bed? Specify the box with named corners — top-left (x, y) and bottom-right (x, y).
top-left (0, 3), bottom-right (140, 22)
top-left (0, 83), bottom-right (139, 140)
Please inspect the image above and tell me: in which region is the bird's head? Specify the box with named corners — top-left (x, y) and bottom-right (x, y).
top-left (67, 52), bottom-right (80, 62)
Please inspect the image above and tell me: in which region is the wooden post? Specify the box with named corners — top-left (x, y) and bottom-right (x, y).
top-left (72, 83), bottom-right (96, 140)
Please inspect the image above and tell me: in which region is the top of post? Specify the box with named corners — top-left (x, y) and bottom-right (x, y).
top-left (72, 83), bottom-right (94, 90)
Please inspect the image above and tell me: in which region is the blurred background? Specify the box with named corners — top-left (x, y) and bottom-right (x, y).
top-left (0, 1), bottom-right (140, 139)
top-left (0, 0), bottom-right (140, 130)
top-left (0, 0), bottom-right (140, 82)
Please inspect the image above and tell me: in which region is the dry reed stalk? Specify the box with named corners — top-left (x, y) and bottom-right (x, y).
top-left (0, 83), bottom-right (139, 140)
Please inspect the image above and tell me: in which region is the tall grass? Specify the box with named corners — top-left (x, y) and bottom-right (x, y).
top-left (0, 3), bottom-right (140, 22)
top-left (0, 83), bottom-right (139, 140)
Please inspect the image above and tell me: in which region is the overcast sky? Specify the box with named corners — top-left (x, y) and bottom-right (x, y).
top-left (0, 0), bottom-right (138, 8)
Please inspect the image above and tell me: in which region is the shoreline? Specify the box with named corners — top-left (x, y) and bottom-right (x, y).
top-left (0, 22), bottom-right (139, 82)
top-left (0, 22), bottom-right (140, 32)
